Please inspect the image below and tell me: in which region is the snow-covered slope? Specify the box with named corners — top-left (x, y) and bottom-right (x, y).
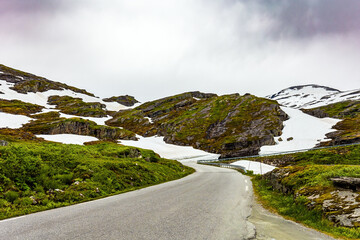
top-left (268, 84), bottom-right (360, 109)
top-left (259, 107), bottom-right (340, 154)
top-left (0, 79), bottom-right (131, 112)
top-left (119, 136), bottom-right (220, 161)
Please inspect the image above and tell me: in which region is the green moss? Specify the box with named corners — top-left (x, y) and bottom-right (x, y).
top-left (48, 95), bottom-right (107, 117)
top-left (0, 99), bottom-right (43, 116)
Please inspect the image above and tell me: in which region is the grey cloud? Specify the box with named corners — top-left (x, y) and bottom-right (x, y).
top-left (235, 0), bottom-right (360, 39)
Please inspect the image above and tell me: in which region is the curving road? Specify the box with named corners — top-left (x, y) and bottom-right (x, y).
top-left (0, 162), bottom-right (335, 240)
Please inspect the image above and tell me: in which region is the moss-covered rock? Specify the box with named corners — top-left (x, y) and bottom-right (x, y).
top-left (0, 64), bottom-right (94, 96)
top-left (263, 164), bottom-right (360, 227)
top-left (0, 99), bottom-right (43, 115)
top-left (103, 95), bottom-right (139, 107)
top-left (48, 95), bottom-right (107, 117)
top-left (22, 117), bottom-right (137, 141)
top-left (107, 91), bottom-right (288, 157)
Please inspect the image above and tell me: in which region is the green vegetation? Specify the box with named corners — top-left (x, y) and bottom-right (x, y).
top-left (0, 141), bottom-right (194, 219)
top-left (48, 95), bottom-right (107, 117)
top-left (242, 144), bottom-right (360, 167)
top-left (253, 177), bottom-right (360, 239)
top-left (0, 99), bottom-right (43, 115)
top-left (244, 144), bottom-right (360, 237)
top-left (107, 92), bottom-right (288, 157)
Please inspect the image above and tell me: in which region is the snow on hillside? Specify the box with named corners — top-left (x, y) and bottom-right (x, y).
top-left (119, 135), bottom-right (220, 161)
top-left (259, 107), bottom-right (340, 155)
top-left (36, 134), bottom-right (98, 144)
top-left (268, 84), bottom-right (360, 109)
top-left (230, 160), bottom-right (276, 175)
top-left (0, 79), bottom-right (131, 112)
top-left (0, 112), bottom-right (32, 128)
top-left (58, 113), bottom-right (112, 125)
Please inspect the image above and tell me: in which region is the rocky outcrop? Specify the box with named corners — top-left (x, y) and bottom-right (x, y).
top-left (0, 140), bottom-right (8, 146)
top-left (0, 64), bottom-right (95, 96)
top-left (103, 95), bottom-right (139, 107)
top-left (301, 108), bottom-right (329, 118)
top-left (23, 118), bottom-right (137, 141)
top-left (107, 92), bottom-right (288, 158)
top-left (264, 168), bottom-right (360, 228)
top-left (0, 99), bottom-right (43, 116)
top-left (48, 95), bottom-right (107, 117)
top-left (331, 177), bottom-right (360, 191)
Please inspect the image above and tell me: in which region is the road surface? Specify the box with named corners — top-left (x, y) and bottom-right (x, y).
top-left (0, 162), bottom-right (335, 240)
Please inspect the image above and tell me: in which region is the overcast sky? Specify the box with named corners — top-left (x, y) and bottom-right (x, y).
top-left (0, 0), bottom-right (359, 101)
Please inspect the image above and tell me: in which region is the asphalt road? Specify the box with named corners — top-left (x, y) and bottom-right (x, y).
top-left (0, 162), bottom-right (336, 240)
top-left (0, 163), bottom-right (256, 240)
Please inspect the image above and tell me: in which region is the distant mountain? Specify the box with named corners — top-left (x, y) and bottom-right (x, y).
top-left (267, 84), bottom-right (360, 109)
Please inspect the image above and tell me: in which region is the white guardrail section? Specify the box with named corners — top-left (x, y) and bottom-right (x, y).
top-left (197, 142), bottom-right (360, 171)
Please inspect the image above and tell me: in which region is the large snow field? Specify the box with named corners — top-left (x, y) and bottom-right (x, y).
top-left (36, 134), bottom-right (98, 145)
top-left (260, 107), bottom-right (341, 155)
top-left (0, 112), bottom-right (32, 128)
top-left (119, 135), bottom-right (220, 161)
top-left (230, 160), bottom-right (276, 175)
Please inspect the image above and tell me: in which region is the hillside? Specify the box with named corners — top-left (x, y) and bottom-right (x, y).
top-left (302, 100), bottom-right (360, 145)
top-left (0, 64), bottom-right (140, 142)
top-left (106, 92), bottom-right (289, 158)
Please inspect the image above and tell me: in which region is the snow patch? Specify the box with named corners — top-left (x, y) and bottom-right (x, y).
top-left (58, 113), bottom-right (111, 126)
top-left (260, 107), bottom-right (340, 154)
top-left (231, 160), bottom-right (276, 175)
top-left (36, 134), bottom-right (98, 145)
top-left (144, 117), bottom-right (153, 123)
top-left (119, 135), bottom-right (220, 161)
top-left (0, 112), bottom-right (32, 128)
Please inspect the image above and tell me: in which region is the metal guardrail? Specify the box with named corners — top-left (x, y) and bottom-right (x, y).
top-left (200, 162), bottom-right (246, 172)
top-left (197, 141), bottom-right (360, 164)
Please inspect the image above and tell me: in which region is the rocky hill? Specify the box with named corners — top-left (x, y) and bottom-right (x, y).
top-left (0, 64), bottom-right (138, 142)
top-left (106, 91), bottom-right (289, 158)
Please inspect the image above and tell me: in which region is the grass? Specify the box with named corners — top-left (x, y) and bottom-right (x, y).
top-left (0, 141), bottom-right (194, 220)
top-left (252, 176), bottom-right (360, 239)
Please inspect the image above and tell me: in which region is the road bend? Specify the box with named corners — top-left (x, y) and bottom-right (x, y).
top-left (0, 163), bottom-right (255, 240)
